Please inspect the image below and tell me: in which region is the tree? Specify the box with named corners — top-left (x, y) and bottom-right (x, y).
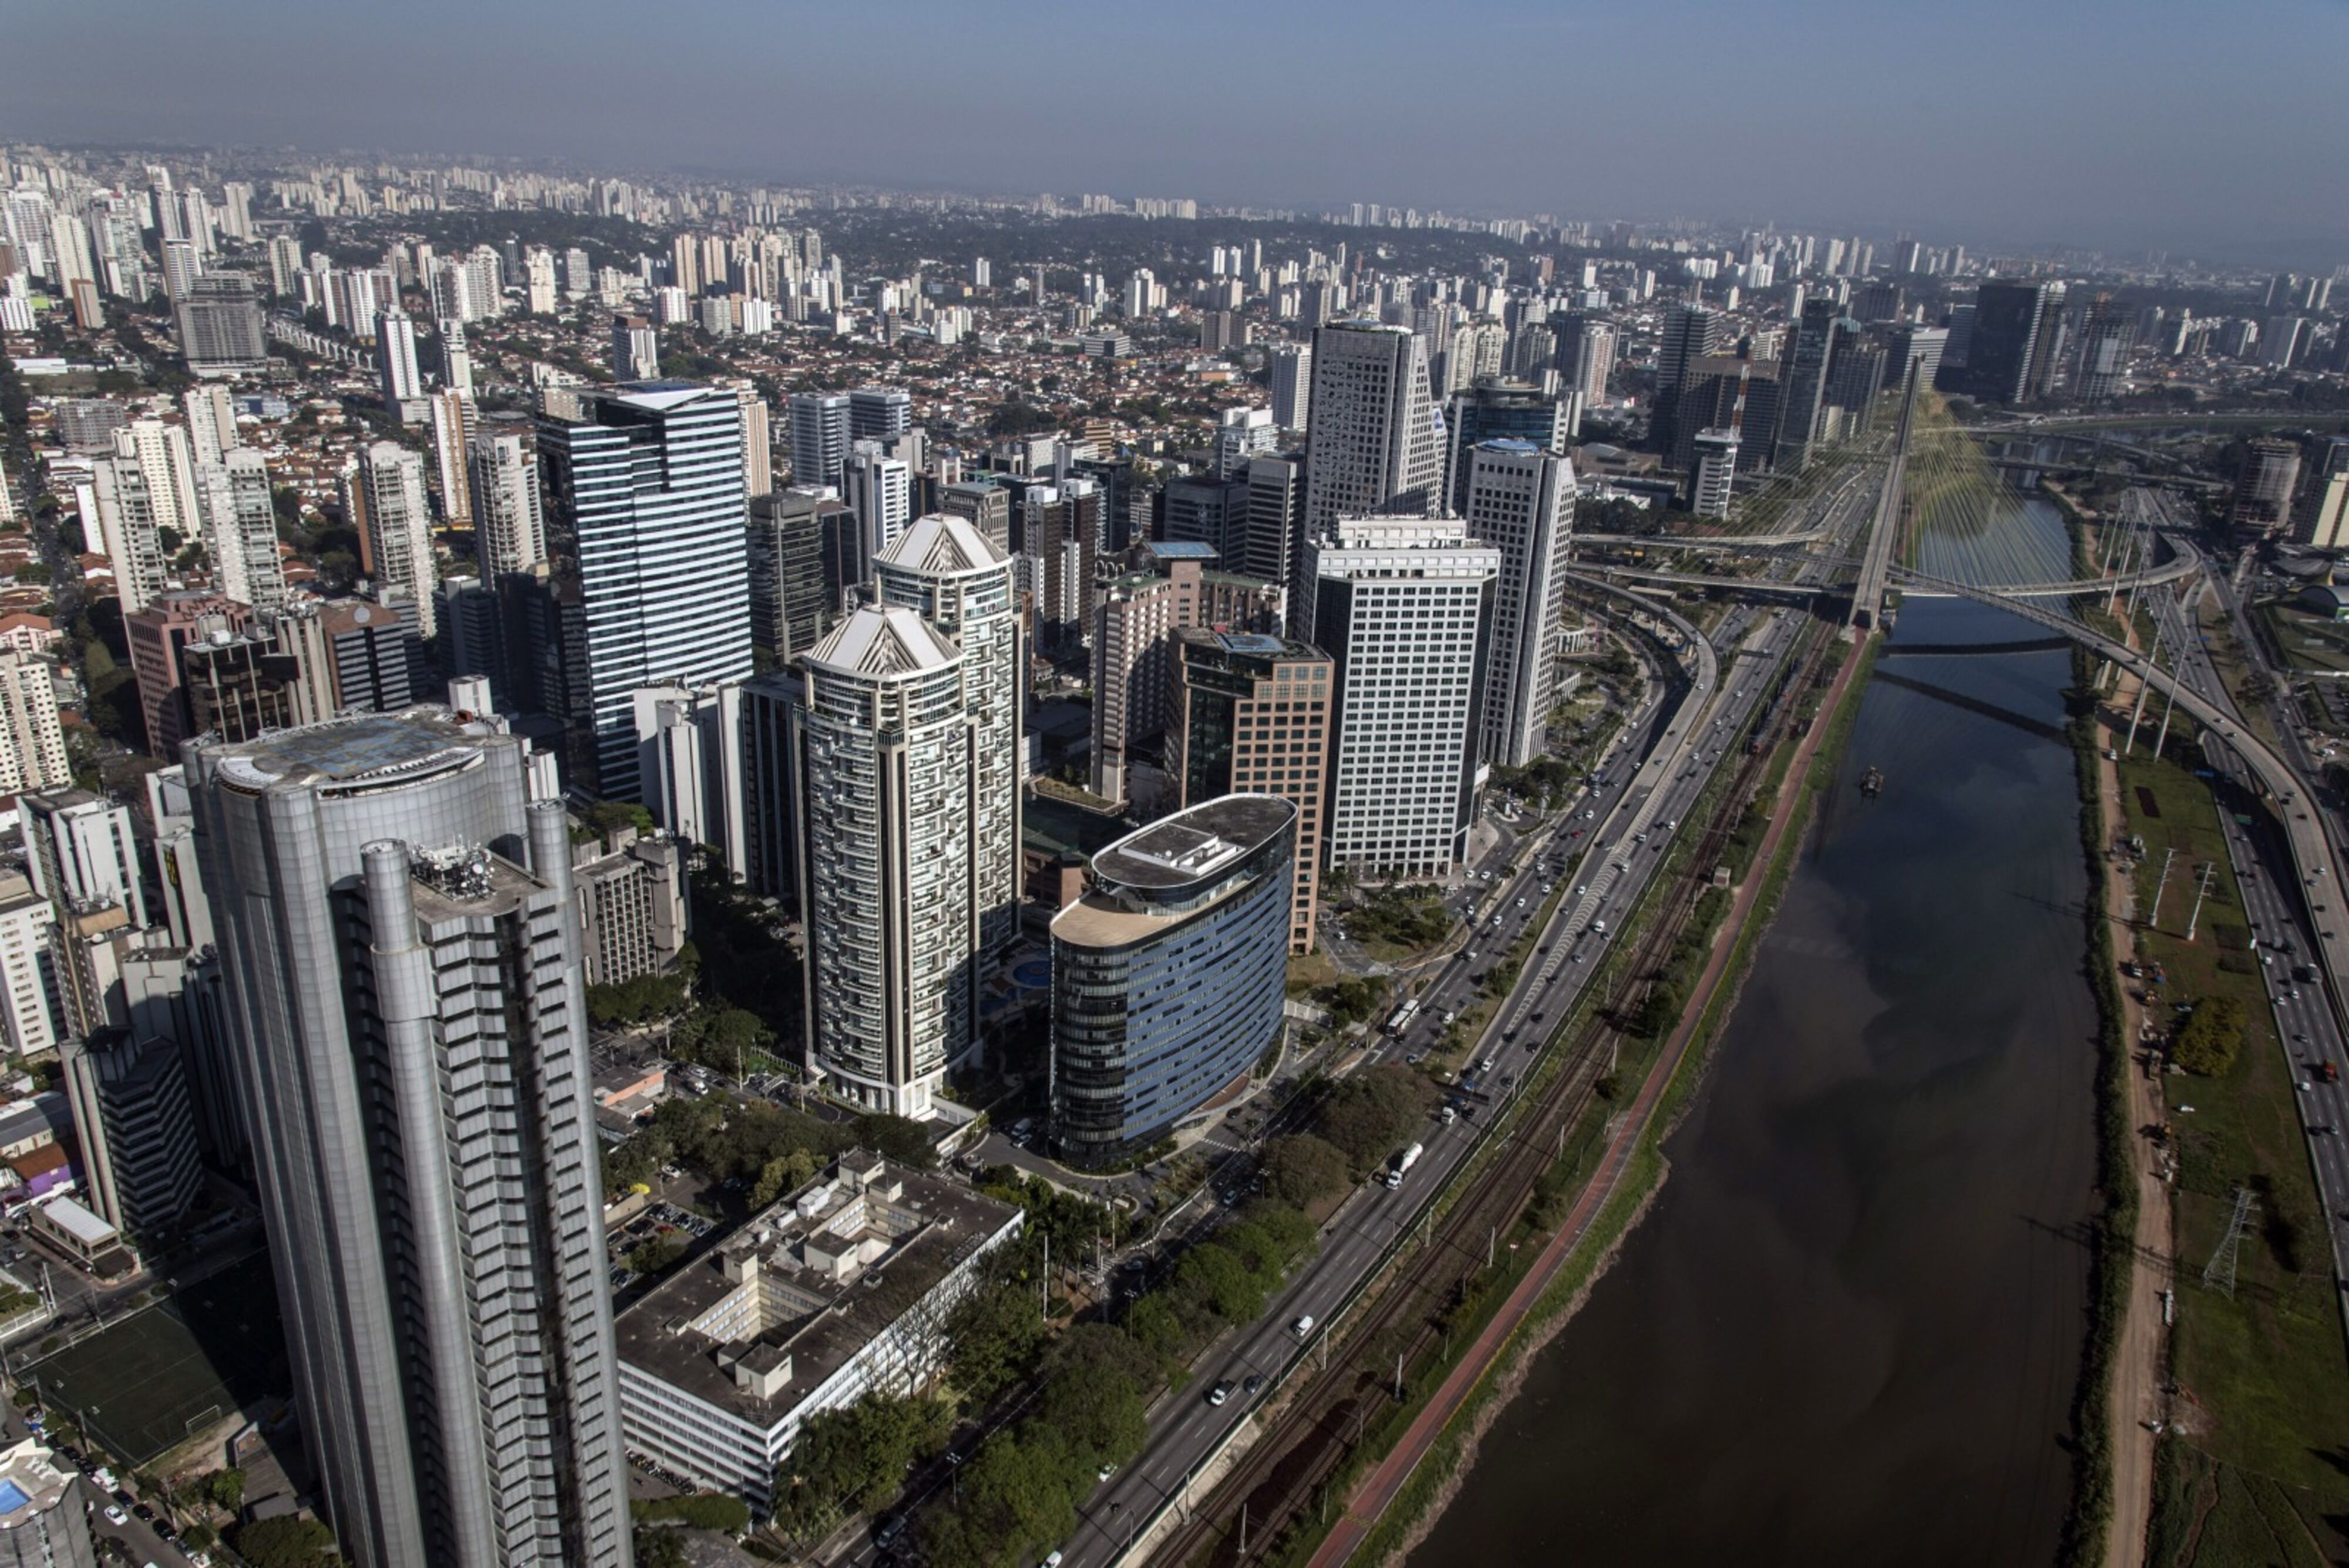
top-left (1313, 1062), bottom-right (1438, 1175)
top-left (633, 1525), bottom-right (689, 1568)
top-left (230, 1517), bottom-right (339, 1568)
top-left (2173, 995), bottom-right (2246, 1076)
top-left (772, 1392), bottom-right (950, 1539)
top-left (944, 1263), bottom-right (1046, 1402)
top-left (206, 1468), bottom-right (246, 1510)
top-left (751, 1147), bottom-right (820, 1208)
top-left (1260, 1133), bottom-right (1350, 1208)
top-left (852, 1112), bottom-right (940, 1170)
top-left (1170, 1241), bottom-right (1263, 1324)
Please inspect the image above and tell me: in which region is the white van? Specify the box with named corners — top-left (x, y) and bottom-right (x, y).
top-left (1291, 1314), bottom-right (1315, 1337)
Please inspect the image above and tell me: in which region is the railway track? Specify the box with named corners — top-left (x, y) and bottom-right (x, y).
top-left (1151, 617), bottom-right (1840, 1568)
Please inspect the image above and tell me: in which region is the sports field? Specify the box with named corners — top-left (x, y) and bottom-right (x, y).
top-left (22, 1257), bottom-right (286, 1466)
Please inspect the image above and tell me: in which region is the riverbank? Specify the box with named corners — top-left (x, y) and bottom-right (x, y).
top-left (1305, 631), bottom-right (1876, 1568)
top-left (2069, 640), bottom-right (2160, 1568)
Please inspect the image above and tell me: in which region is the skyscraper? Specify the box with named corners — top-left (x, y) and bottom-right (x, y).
top-left (1654, 303), bottom-right (1728, 450)
top-left (1443, 379), bottom-right (1564, 516)
top-left (427, 389), bottom-right (477, 527)
top-left (1549, 312), bottom-right (1615, 406)
top-left (1774, 299), bottom-right (1845, 470)
top-left (187, 711), bottom-right (633, 1568)
top-left (611, 315), bottom-right (659, 382)
top-left (1270, 343), bottom-right (1312, 432)
top-left (1308, 518), bottom-right (1497, 879)
top-left (849, 386), bottom-right (912, 442)
top-left (176, 272), bottom-right (267, 376)
top-left (1088, 543), bottom-right (1283, 804)
top-left (195, 448), bottom-right (288, 610)
top-left (1169, 630), bottom-right (1332, 951)
top-left (1460, 440), bottom-right (1574, 769)
top-left (793, 607), bottom-right (975, 1118)
top-left (845, 445), bottom-right (912, 559)
top-left (747, 487), bottom-right (842, 663)
top-left (1962, 280), bottom-right (2058, 406)
top-left (2231, 438), bottom-right (2303, 537)
top-left (0, 651), bottom-right (69, 798)
top-left (1241, 451), bottom-right (1307, 614)
top-left (536, 383), bottom-right (753, 797)
top-left (1300, 321), bottom-right (1442, 550)
top-left (377, 308), bottom-right (423, 408)
top-left (1690, 428), bottom-right (1739, 519)
top-left (873, 515), bottom-right (1024, 960)
top-left (788, 392), bottom-right (852, 490)
top-left (733, 386), bottom-right (773, 497)
top-left (344, 443), bottom-right (437, 638)
top-left (1049, 798), bottom-right (1295, 1167)
top-left (468, 429), bottom-right (545, 578)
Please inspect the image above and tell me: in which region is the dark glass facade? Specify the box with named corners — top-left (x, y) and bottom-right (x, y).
top-left (1049, 797), bottom-right (1295, 1167)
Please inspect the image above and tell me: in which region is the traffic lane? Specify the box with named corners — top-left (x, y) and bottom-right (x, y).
top-left (1067, 639), bottom-right (1781, 1559)
top-left (2215, 800), bottom-right (2349, 1262)
top-left (1075, 1130), bottom-right (1480, 1564)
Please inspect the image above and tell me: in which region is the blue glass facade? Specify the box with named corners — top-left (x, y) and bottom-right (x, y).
top-left (1050, 797), bottom-right (1295, 1167)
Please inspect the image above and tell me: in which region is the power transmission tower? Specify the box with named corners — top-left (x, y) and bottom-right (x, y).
top-left (2201, 1186), bottom-right (2257, 1297)
top-left (2185, 860), bottom-right (2218, 943)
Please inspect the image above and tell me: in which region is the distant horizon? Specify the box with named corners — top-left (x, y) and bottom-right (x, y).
top-left (6, 132), bottom-right (2341, 277)
top-left (8, 0), bottom-right (2348, 268)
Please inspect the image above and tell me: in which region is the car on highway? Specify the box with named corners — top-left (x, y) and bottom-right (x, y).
top-left (1244, 1374), bottom-right (1266, 1395)
top-left (1209, 1379), bottom-right (1234, 1405)
top-left (1291, 1314), bottom-right (1315, 1337)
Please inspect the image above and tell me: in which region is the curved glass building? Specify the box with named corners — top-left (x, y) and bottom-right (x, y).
top-left (1049, 795), bottom-right (1295, 1167)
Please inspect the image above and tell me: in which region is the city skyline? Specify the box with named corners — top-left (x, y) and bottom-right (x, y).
top-left (5, 1), bottom-right (2348, 262)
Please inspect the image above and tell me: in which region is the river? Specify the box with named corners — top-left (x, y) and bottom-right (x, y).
top-left (1410, 591), bottom-right (2101, 1566)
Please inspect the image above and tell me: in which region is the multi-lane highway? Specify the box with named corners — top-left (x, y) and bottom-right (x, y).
top-left (2146, 580), bottom-right (2349, 1288)
top-left (1048, 604), bottom-right (1813, 1568)
top-left (825, 449), bottom-right (1880, 1568)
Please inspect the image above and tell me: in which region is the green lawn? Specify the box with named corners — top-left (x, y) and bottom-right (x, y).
top-left (2111, 748), bottom-right (2349, 1564)
top-left (2257, 601), bottom-right (2349, 676)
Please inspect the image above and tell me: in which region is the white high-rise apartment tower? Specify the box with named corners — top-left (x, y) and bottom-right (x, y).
top-left (0, 652), bottom-right (70, 798)
top-left (427, 389), bottom-right (477, 527)
top-left (376, 307), bottom-right (423, 406)
top-left (846, 445), bottom-right (911, 559)
top-left (1308, 517), bottom-right (1498, 879)
top-left (469, 431), bottom-right (546, 577)
top-left (344, 442), bottom-right (436, 637)
top-left (196, 449), bottom-right (288, 610)
top-left (186, 712), bottom-right (634, 1568)
top-left (788, 392), bottom-right (851, 490)
top-left (1459, 440), bottom-right (1574, 768)
top-left (1270, 343), bottom-right (1311, 431)
top-left (873, 514), bottom-right (1025, 961)
top-left (793, 606), bottom-right (975, 1118)
top-left (1298, 322), bottom-right (1443, 600)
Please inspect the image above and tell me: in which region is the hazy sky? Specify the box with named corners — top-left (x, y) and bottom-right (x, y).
top-left (8, 0), bottom-right (2347, 261)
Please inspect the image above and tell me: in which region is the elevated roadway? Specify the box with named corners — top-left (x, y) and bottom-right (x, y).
top-left (1896, 567), bottom-right (2349, 1048)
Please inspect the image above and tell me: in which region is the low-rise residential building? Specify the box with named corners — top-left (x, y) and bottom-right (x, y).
top-left (615, 1151), bottom-right (1021, 1508)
